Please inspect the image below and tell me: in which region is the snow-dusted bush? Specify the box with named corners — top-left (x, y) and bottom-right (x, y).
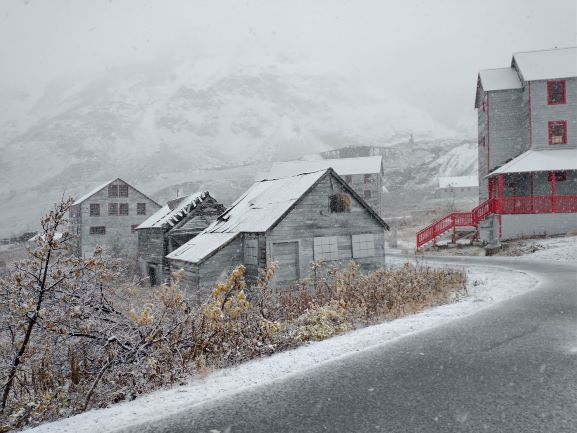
top-left (0, 200), bottom-right (466, 431)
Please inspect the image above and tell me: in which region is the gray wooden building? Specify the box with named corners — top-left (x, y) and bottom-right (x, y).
top-left (69, 179), bottom-right (162, 257)
top-left (267, 156), bottom-right (385, 215)
top-left (167, 168), bottom-right (389, 301)
top-left (417, 47), bottom-right (577, 248)
top-left (135, 191), bottom-right (225, 285)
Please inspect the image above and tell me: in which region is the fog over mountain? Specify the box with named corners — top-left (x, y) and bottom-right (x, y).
top-left (0, 0), bottom-right (574, 236)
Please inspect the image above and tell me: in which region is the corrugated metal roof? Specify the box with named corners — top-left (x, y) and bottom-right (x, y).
top-left (478, 68), bottom-right (522, 91)
top-left (167, 232), bottom-right (240, 264)
top-left (488, 148), bottom-right (577, 176)
top-left (267, 156), bottom-right (383, 178)
top-left (513, 47), bottom-right (577, 81)
top-left (137, 191), bottom-right (209, 230)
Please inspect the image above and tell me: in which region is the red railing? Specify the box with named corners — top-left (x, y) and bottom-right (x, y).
top-left (415, 195), bottom-right (577, 249)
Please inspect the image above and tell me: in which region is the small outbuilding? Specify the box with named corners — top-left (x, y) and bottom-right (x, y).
top-left (167, 169), bottom-right (390, 301)
top-left (136, 191), bottom-right (225, 285)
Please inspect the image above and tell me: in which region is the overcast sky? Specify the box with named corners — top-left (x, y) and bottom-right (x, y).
top-left (0, 0), bottom-right (575, 130)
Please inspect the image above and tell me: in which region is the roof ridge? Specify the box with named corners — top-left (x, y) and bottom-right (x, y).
top-left (513, 46), bottom-right (577, 55)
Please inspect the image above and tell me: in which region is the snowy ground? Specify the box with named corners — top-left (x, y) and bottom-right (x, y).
top-left (505, 235), bottom-right (577, 263)
top-left (27, 261), bottom-right (538, 433)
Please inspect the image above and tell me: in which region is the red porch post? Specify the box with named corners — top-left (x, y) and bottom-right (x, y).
top-left (498, 174), bottom-right (504, 214)
top-left (530, 172), bottom-right (534, 212)
top-left (551, 171), bottom-right (557, 212)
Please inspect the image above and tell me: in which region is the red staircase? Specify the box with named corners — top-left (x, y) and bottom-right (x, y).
top-left (416, 199), bottom-right (496, 250)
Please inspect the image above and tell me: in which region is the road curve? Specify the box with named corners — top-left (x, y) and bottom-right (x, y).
top-left (122, 255), bottom-right (577, 433)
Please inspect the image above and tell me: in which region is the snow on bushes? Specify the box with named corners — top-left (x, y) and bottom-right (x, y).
top-left (0, 201), bottom-right (466, 431)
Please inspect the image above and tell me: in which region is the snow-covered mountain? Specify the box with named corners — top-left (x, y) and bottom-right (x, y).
top-left (0, 59), bottom-right (473, 237)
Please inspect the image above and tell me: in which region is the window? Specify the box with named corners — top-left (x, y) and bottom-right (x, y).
top-left (119, 203), bottom-right (129, 216)
top-left (344, 175), bottom-right (352, 184)
top-left (329, 193), bottom-right (351, 213)
top-left (364, 174), bottom-right (373, 184)
top-left (547, 80), bottom-right (566, 105)
top-left (131, 225), bottom-right (139, 233)
top-left (548, 121), bottom-right (567, 145)
top-left (90, 226), bottom-right (106, 235)
top-left (108, 184), bottom-right (119, 197)
top-left (89, 203), bottom-right (100, 216)
top-left (244, 239), bottom-right (258, 265)
top-left (119, 184), bottom-right (129, 197)
top-left (364, 190), bottom-right (372, 199)
top-left (352, 234), bottom-right (375, 259)
top-left (137, 203), bottom-right (147, 215)
top-left (108, 203), bottom-right (118, 216)
top-left (313, 236), bottom-right (339, 261)
top-left (548, 171), bottom-right (567, 182)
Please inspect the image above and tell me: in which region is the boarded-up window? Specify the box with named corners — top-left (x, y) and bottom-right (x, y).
top-left (108, 185), bottom-right (119, 197)
top-left (137, 203), bottom-right (147, 215)
top-left (119, 203), bottom-right (129, 215)
top-left (244, 239), bottom-right (258, 265)
top-left (119, 184), bottom-right (129, 197)
top-left (352, 234), bottom-right (375, 258)
top-left (329, 193), bottom-right (350, 213)
top-left (108, 203), bottom-right (118, 216)
top-left (313, 236), bottom-right (339, 261)
top-left (549, 121), bottom-right (567, 145)
top-left (547, 80), bottom-right (566, 105)
top-left (90, 226), bottom-right (106, 235)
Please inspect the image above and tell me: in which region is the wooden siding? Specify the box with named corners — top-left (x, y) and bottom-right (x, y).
top-left (268, 174), bottom-right (386, 280)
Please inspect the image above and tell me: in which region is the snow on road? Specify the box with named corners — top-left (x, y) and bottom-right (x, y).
top-left (27, 261), bottom-right (538, 433)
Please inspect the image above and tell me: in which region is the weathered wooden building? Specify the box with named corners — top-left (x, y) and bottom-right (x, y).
top-left (167, 169), bottom-right (390, 300)
top-left (69, 179), bottom-right (162, 257)
top-left (135, 191), bottom-right (225, 285)
top-left (417, 47), bottom-right (577, 248)
top-left (436, 176), bottom-right (479, 200)
top-left (268, 156), bottom-right (385, 215)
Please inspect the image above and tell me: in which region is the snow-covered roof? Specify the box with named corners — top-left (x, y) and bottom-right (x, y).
top-left (513, 47), bottom-right (577, 81)
top-left (73, 179), bottom-right (116, 205)
top-left (488, 148), bottom-right (577, 176)
top-left (268, 156), bottom-right (383, 178)
top-left (28, 232), bottom-right (64, 243)
top-left (167, 170), bottom-right (327, 263)
top-left (137, 191), bottom-right (210, 230)
top-left (438, 176), bottom-right (478, 189)
top-left (167, 232), bottom-right (240, 264)
top-left (478, 68), bottom-right (522, 91)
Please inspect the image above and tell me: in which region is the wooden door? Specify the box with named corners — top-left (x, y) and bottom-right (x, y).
top-left (272, 241), bottom-right (300, 282)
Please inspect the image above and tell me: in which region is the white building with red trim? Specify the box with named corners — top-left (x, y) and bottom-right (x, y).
top-left (417, 47), bottom-right (577, 248)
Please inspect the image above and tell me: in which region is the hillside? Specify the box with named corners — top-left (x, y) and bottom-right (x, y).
top-left (0, 60), bottom-right (474, 237)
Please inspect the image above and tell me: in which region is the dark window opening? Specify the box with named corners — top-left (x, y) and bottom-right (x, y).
top-left (119, 203), bottom-right (129, 215)
top-left (548, 171), bottom-right (567, 182)
top-left (108, 203), bottom-right (118, 216)
top-left (89, 203), bottom-right (100, 216)
top-left (364, 174), bottom-right (372, 184)
top-left (364, 190), bottom-right (372, 199)
top-left (137, 203), bottom-right (147, 215)
top-left (344, 175), bottom-right (352, 184)
top-left (119, 184), bottom-right (129, 197)
top-left (329, 193), bottom-right (351, 213)
top-left (90, 226), bottom-right (106, 235)
top-left (108, 184), bottom-right (119, 197)
top-left (548, 121), bottom-right (567, 145)
top-left (547, 80), bottom-right (566, 105)
top-left (131, 225), bottom-right (139, 233)
top-left (148, 265), bottom-right (157, 286)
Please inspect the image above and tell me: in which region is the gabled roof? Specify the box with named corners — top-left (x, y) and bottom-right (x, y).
top-left (488, 148), bottom-right (577, 176)
top-left (167, 169), bottom-right (389, 265)
top-left (136, 191), bottom-right (211, 230)
top-left (512, 47), bottom-right (577, 82)
top-left (268, 156), bottom-right (383, 178)
top-left (479, 68), bottom-right (522, 91)
top-left (73, 178), bottom-right (161, 207)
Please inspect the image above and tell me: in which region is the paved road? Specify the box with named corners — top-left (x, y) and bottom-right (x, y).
top-left (123, 255), bottom-right (577, 433)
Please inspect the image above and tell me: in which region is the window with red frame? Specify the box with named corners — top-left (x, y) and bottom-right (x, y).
top-left (548, 121), bottom-right (567, 145)
top-left (547, 81), bottom-right (566, 105)
top-left (548, 171), bottom-right (567, 182)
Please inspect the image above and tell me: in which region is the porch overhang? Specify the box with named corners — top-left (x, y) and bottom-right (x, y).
top-left (487, 148), bottom-right (577, 177)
